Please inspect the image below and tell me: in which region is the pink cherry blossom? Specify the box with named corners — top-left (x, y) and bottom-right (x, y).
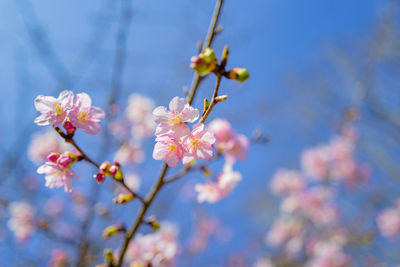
top-left (37, 162), bottom-right (77, 192)
top-left (28, 130), bottom-right (70, 164)
top-left (218, 163), bottom-right (242, 192)
top-left (153, 134), bottom-right (185, 167)
top-left (266, 216), bottom-right (304, 248)
top-left (194, 182), bottom-right (223, 203)
top-left (34, 90), bottom-right (74, 127)
top-left (125, 222), bottom-right (179, 266)
top-left (194, 163), bottom-right (242, 204)
top-left (270, 169), bottom-right (306, 195)
top-left (49, 249), bottom-right (69, 267)
top-left (68, 93), bottom-right (105, 134)
top-left (153, 96), bottom-right (199, 135)
top-left (207, 118), bottom-right (249, 162)
top-left (377, 208), bottom-right (400, 240)
top-left (114, 142), bottom-right (145, 164)
top-left (126, 93), bottom-right (155, 123)
top-left (182, 123), bottom-right (216, 164)
top-left (7, 201), bottom-right (36, 242)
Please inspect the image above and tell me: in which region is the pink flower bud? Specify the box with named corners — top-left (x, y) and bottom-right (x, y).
top-left (63, 121), bottom-right (76, 134)
top-left (47, 153), bottom-right (60, 163)
top-left (57, 154), bottom-right (72, 167)
top-left (94, 173), bottom-right (106, 183)
top-left (109, 165), bottom-right (118, 176)
top-left (99, 161), bottom-right (111, 173)
top-left (113, 161), bottom-right (121, 168)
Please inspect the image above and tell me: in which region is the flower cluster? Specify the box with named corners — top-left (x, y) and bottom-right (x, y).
top-left (34, 90), bottom-right (105, 134)
top-left (95, 161), bottom-right (123, 183)
top-left (207, 118), bottom-right (249, 163)
top-left (301, 127), bottom-right (370, 187)
top-left (190, 47), bottom-right (249, 83)
top-left (7, 201), bottom-right (36, 242)
top-left (195, 163), bottom-right (242, 203)
top-left (37, 152), bottom-right (78, 192)
top-left (377, 199), bottom-right (400, 240)
top-left (152, 97), bottom-right (216, 167)
top-left (264, 128), bottom-right (369, 266)
top-left (125, 222), bottom-right (179, 266)
top-left (28, 130), bottom-right (72, 164)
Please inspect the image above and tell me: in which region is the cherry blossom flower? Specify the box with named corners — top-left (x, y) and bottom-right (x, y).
top-left (270, 169), bottom-right (306, 195)
top-left (126, 93), bottom-right (155, 123)
top-left (195, 182), bottom-right (224, 203)
top-left (34, 90), bottom-right (74, 127)
top-left (37, 162), bottom-right (77, 192)
top-left (182, 123), bottom-right (216, 164)
top-left (153, 97), bottom-right (199, 135)
top-left (49, 249), bottom-right (69, 267)
top-left (125, 94), bottom-right (156, 139)
top-left (125, 222), bottom-right (179, 266)
top-left (266, 216), bottom-right (304, 249)
top-left (28, 130), bottom-right (70, 164)
top-left (153, 134), bottom-right (185, 167)
top-left (195, 163), bottom-right (242, 204)
top-left (114, 142), bottom-right (145, 164)
top-left (68, 93), bottom-right (105, 134)
top-left (208, 118), bottom-right (249, 162)
top-left (218, 163), bottom-right (242, 192)
top-left (377, 207), bottom-right (400, 240)
top-left (7, 202), bottom-right (36, 242)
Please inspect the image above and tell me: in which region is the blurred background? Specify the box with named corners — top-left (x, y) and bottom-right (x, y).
top-left (1, 0), bottom-right (400, 266)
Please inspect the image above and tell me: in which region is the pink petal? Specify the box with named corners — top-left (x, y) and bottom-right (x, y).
top-left (90, 106), bottom-right (106, 121)
top-left (74, 93), bottom-right (92, 109)
top-left (169, 97), bottom-right (187, 113)
top-left (34, 95), bottom-right (57, 114)
top-left (153, 106), bottom-right (170, 124)
top-left (34, 114), bottom-right (53, 126)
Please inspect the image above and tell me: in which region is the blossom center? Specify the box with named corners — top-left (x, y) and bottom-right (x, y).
top-left (78, 112), bottom-right (89, 121)
top-left (54, 104), bottom-right (64, 116)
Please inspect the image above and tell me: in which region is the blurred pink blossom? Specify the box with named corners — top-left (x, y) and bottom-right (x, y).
top-left (270, 169), bottom-right (306, 195)
top-left (114, 142), bottom-right (145, 164)
top-left (377, 207), bottom-right (400, 240)
top-left (28, 130), bottom-right (70, 164)
top-left (48, 249), bottom-right (69, 267)
top-left (208, 118), bottom-right (249, 163)
top-left (7, 201), bottom-right (36, 242)
top-left (125, 222), bottom-right (179, 267)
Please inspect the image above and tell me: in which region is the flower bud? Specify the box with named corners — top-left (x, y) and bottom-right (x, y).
top-left (63, 121), bottom-right (76, 135)
top-left (48, 153), bottom-right (60, 163)
top-left (57, 154), bottom-right (72, 167)
top-left (94, 173), bottom-right (106, 183)
top-left (102, 224), bottom-right (125, 239)
top-left (190, 48), bottom-right (218, 75)
top-left (202, 47), bottom-right (216, 63)
top-left (226, 68), bottom-right (249, 82)
top-left (99, 161), bottom-right (111, 173)
top-left (113, 193), bottom-right (134, 204)
top-left (190, 56), bottom-right (208, 75)
top-left (147, 216), bottom-right (160, 231)
top-left (215, 95), bottom-right (228, 102)
top-left (104, 249), bottom-right (114, 264)
top-left (109, 165), bottom-right (118, 176)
